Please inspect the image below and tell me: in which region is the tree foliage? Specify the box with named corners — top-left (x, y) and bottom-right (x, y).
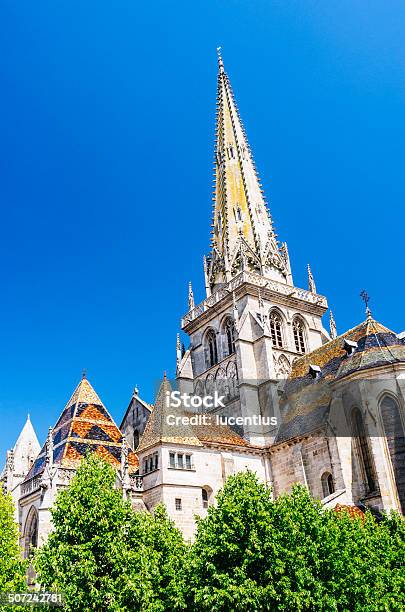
top-left (0, 490), bottom-right (27, 593)
top-left (186, 471), bottom-right (405, 611)
top-left (33, 458), bottom-right (404, 611)
top-left (34, 455), bottom-right (186, 611)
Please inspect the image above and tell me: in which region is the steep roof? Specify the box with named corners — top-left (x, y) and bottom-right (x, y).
top-left (12, 415), bottom-right (41, 477)
top-left (275, 317), bottom-right (405, 444)
top-left (207, 50), bottom-right (289, 290)
top-left (119, 389), bottom-right (153, 432)
top-left (0, 415), bottom-right (41, 482)
top-left (25, 378), bottom-right (138, 480)
top-left (137, 377), bottom-right (250, 453)
top-left (13, 415), bottom-right (40, 454)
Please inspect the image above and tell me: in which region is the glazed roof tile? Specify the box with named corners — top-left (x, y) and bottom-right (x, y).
top-left (137, 378), bottom-right (250, 452)
top-left (275, 318), bottom-right (405, 444)
top-left (24, 378), bottom-right (138, 481)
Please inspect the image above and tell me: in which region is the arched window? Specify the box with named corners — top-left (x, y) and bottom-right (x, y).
top-left (352, 408), bottom-right (376, 494)
top-left (206, 330), bottom-right (218, 368)
top-left (380, 395), bottom-right (405, 513)
top-left (321, 471), bottom-right (335, 498)
top-left (205, 374), bottom-right (215, 399)
top-left (194, 380), bottom-right (204, 399)
top-left (269, 311), bottom-right (284, 348)
top-left (226, 361), bottom-right (239, 399)
top-left (293, 318), bottom-right (306, 353)
top-left (225, 318), bottom-right (236, 355)
top-left (133, 430), bottom-right (139, 450)
top-left (202, 486), bottom-right (212, 508)
top-left (24, 507), bottom-right (38, 558)
top-left (276, 354), bottom-right (291, 378)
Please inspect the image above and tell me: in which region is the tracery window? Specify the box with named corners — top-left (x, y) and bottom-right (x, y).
top-left (293, 318), bottom-right (306, 353)
top-left (225, 318), bottom-right (236, 355)
top-left (207, 330), bottom-right (218, 368)
top-left (24, 507), bottom-right (38, 558)
top-left (269, 311), bottom-right (284, 348)
top-left (352, 408), bottom-right (376, 494)
top-left (379, 395), bottom-right (405, 513)
top-left (226, 361), bottom-right (239, 400)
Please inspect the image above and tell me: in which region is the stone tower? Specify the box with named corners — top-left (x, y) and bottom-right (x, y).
top-left (178, 51), bottom-right (330, 444)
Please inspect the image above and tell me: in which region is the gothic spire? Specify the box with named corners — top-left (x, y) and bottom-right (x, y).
top-left (207, 51), bottom-right (288, 292)
top-left (308, 264), bottom-right (317, 294)
top-left (329, 310), bottom-right (337, 340)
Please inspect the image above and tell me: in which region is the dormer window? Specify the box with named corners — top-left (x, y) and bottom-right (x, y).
top-left (344, 339), bottom-right (358, 356)
top-left (309, 364), bottom-right (322, 379)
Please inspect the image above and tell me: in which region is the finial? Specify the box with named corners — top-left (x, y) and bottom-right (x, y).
top-left (188, 281), bottom-right (195, 310)
top-left (360, 289), bottom-right (372, 320)
top-left (133, 385), bottom-right (139, 397)
top-left (176, 333), bottom-right (182, 365)
top-left (203, 255), bottom-right (211, 298)
top-left (45, 426), bottom-right (53, 467)
top-left (216, 46), bottom-right (224, 72)
top-left (82, 369), bottom-right (87, 380)
top-left (27, 413), bottom-right (30, 422)
top-left (307, 264), bottom-right (317, 294)
top-left (329, 310), bottom-right (337, 340)
top-left (163, 371), bottom-right (167, 381)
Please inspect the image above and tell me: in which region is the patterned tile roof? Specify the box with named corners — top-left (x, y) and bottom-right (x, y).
top-left (334, 504), bottom-right (365, 520)
top-left (275, 318), bottom-right (405, 444)
top-left (24, 378), bottom-right (138, 481)
top-left (137, 377), bottom-right (250, 452)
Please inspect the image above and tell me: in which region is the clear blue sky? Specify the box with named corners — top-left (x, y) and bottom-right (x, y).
top-left (1, 1), bottom-right (404, 457)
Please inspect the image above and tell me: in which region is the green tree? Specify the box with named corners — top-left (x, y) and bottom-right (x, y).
top-left (187, 471), bottom-right (405, 611)
top-left (35, 455), bottom-right (186, 611)
top-left (0, 490), bottom-right (27, 594)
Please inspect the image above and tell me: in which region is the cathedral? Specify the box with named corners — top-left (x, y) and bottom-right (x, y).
top-left (2, 53), bottom-right (405, 546)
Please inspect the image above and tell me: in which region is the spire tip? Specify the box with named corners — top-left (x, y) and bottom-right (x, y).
top-left (216, 46), bottom-right (224, 72)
